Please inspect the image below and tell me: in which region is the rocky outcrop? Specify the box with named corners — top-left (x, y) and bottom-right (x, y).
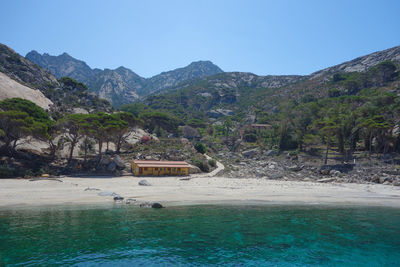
top-left (0, 72), bottom-right (53, 109)
top-left (311, 45), bottom-right (400, 78)
top-left (207, 109), bottom-right (235, 118)
top-left (242, 148), bottom-right (259, 158)
top-left (95, 155), bottom-right (126, 174)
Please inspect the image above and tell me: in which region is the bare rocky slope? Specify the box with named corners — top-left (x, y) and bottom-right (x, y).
top-left (0, 43), bottom-right (112, 114)
top-left (0, 72), bottom-right (53, 109)
top-left (311, 45), bottom-right (400, 79)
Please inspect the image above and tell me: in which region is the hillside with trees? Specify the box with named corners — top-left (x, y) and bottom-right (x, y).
top-left (1, 43), bottom-right (400, 184)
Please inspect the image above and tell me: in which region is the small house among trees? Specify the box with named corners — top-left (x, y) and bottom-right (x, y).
top-left (131, 160), bottom-right (190, 176)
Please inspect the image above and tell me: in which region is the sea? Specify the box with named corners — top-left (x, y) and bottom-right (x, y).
top-left (1, 204), bottom-right (400, 266)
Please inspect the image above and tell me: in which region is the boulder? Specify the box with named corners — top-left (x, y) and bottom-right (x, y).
top-left (107, 162), bottom-right (116, 172)
top-left (207, 109), bottom-right (234, 118)
top-left (371, 174), bottom-right (380, 183)
top-left (151, 202), bottom-right (164, 209)
top-left (180, 138), bottom-right (189, 144)
top-left (125, 198), bottom-right (136, 204)
top-left (317, 178), bottom-right (335, 183)
top-left (113, 196), bottom-right (124, 201)
top-left (265, 150), bottom-right (276, 156)
top-left (268, 164), bottom-right (276, 170)
top-left (242, 148), bottom-right (258, 158)
top-left (393, 180), bottom-right (400, 186)
top-left (320, 169), bottom-right (330, 175)
top-left (138, 179), bottom-right (151, 186)
top-left (189, 165), bottom-right (201, 174)
top-left (139, 201), bottom-right (152, 208)
top-left (269, 172), bottom-right (283, 179)
top-left (113, 155), bottom-right (125, 168)
top-left (99, 155), bottom-right (112, 165)
top-left (288, 165), bottom-right (302, 172)
top-left (379, 176), bottom-right (388, 184)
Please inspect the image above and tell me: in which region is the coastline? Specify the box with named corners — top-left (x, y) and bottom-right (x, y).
top-left (1, 176), bottom-right (400, 209)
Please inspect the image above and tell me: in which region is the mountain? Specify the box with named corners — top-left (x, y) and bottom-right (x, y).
top-left (26, 51), bottom-right (223, 106)
top-left (0, 43), bottom-right (112, 115)
top-left (142, 61), bottom-right (224, 95)
top-left (25, 51), bottom-right (96, 85)
top-left (134, 45), bottom-right (400, 123)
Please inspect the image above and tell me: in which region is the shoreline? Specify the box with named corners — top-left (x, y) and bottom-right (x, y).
top-left (1, 176), bottom-right (400, 209)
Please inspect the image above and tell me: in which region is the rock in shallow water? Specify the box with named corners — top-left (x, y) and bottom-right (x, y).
top-left (151, 202), bottom-right (164, 209)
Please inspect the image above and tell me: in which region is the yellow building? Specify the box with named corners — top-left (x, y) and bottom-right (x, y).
top-left (131, 160), bottom-right (190, 176)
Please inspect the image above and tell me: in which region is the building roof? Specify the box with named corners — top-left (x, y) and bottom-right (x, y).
top-left (133, 160), bottom-right (190, 168)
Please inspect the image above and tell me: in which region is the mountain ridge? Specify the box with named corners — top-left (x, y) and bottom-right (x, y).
top-left (26, 51), bottom-right (224, 106)
top-left (133, 45), bottom-right (400, 124)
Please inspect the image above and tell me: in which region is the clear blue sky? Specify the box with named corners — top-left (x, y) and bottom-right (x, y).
top-left (1, 0), bottom-right (399, 77)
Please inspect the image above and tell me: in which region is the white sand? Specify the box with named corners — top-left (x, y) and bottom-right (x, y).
top-left (1, 176), bottom-right (400, 208)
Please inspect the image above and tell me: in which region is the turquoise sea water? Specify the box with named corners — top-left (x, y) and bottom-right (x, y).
top-left (1, 204), bottom-right (400, 266)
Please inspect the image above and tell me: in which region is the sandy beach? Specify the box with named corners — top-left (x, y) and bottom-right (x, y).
top-left (1, 175), bottom-right (400, 208)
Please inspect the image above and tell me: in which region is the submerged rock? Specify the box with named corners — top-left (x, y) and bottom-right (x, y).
top-left (125, 198), bottom-right (136, 204)
top-left (151, 202), bottom-right (164, 209)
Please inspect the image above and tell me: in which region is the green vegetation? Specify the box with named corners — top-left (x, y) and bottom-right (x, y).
top-left (0, 98), bottom-right (52, 154)
top-left (194, 142), bottom-right (207, 154)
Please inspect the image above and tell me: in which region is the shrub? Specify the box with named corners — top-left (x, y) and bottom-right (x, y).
top-left (0, 165), bottom-right (17, 178)
top-left (244, 132), bottom-right (257, 142)
top-left (208, 159), bottom-right (216, 167)
top-left (194, 142), bottom-right (207, 154)
top-left (194, 160), bottom-right (210, 172)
